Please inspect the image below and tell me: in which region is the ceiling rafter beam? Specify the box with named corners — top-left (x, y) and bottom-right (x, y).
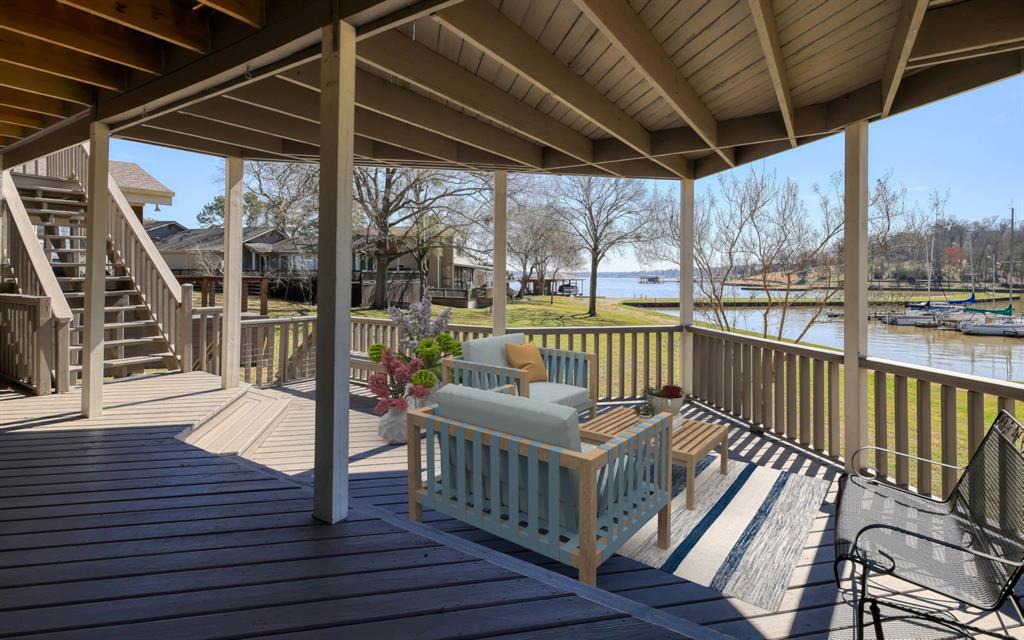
top-left (0, 86), bottom-right (69, 118)
top-left (58, 0), bottom-right (209, 53)
top-left (144, 111), bottom-right (316, 159)
top-left (747, 0), bottom-right (796, 146)
top-left (910, 0), bottom-right (1024, 67)
top-left (572, 0), bottom-right (731, 167)
top-left (0, 63), bottom-right (91, 106)
top-left (881, 0), bottom-right (928, 117)
top-left (271, 63), bottom-right (544, 168)
top-left (0, 30), bottom-right (124, 90)
top-left (122, 124), bottom-right (290, 160)
top-left (357, 30), bottom-right (603, 171)
top-left (197, 1), bottom-right (263, 29)
top-left (0, 107), bottom-right (44, 129)
top-left (435, 0), bottom-right (692, 178)
top-left (0, 0), bottom-right (163, 75)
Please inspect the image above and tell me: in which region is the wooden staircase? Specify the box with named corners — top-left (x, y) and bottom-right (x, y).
top-left (13, 173), bottom-right (178, 378)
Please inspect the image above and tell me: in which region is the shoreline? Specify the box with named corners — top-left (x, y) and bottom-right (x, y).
top-left (620, 294), bottom-right (1022, 309)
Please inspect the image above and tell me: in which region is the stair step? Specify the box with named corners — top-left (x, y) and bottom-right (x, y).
top-left (22, 196), bottom-right (86, 207)
top-left (70, 352), bottom-right (177, 373)
top-left (70, 336), bottom-right (167, 351)
top-left (70, 305), bottom-right (148, 314)
top-left (41, 235), bottom-right (86, 240)
top-left (64, 290), bottom-right (141, 299)
top-left (57, 276), bottom-right (132, 282)
top-left (27, 210), bottom-right (85, 220)
top-left (70, 320), bottom-right (155, 331)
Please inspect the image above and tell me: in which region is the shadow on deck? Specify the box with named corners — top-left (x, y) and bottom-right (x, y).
top-left (248, 380), bottom-right (1024, 640)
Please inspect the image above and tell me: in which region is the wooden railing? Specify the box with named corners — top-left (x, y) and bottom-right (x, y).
top-left (0, 294), bottom-right (69, 395)
top-left (689, 326), bottom-right (844, 459)
top-left (39, 144), bottom-right (193, 372)
top-left (0, 175), bottom-right (72, 393)
top-left (861, 356), bottom-right (1024, 498)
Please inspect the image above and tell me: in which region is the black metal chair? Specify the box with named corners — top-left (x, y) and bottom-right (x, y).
top-left (835, 411), bottom-right (1024, 639)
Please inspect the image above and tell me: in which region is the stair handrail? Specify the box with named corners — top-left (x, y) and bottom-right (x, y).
top-left (0, 172), bottom-right (73, 322)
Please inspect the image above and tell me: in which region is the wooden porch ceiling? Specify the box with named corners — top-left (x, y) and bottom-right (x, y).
top-left (0, 0), bottom-right (1021, 179)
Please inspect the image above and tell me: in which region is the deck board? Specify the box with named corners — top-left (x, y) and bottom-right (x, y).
top-left (238, 379), bottom-right (1024, 639)
top-left (0, 373), bottom-right (703, 640)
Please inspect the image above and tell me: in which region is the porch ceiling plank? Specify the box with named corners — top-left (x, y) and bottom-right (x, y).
top-left (354, 0), bottom-right (465, 41)
top-left (357, 31), bottom-right (595, 166)
top-left (355, 107), bottom-right (461, 165)
top-left (198, 0), bottom-right (263, 29)
top-left (0, 30), bottom-right (125, 90)
top-left (0, 0), bottom-right (164, 75)
top-left (0, 107), bottom-right (44, 129)
top-left (435, 0), bottom-right (693, 178)
top-left (58, 0), bottom-right (209, 53)
top-left (909, 0), bottom-right (1024, 67)
top-left (143, 111), bottom-right (316, 159)
top-left (225, 77), bottom-right (320, 123)
top-left (0, 63), bottom-right (92, 105)
top-left (275, 62), bottom-right (545, 169)
top-left (0, 86), bottom-right (69, 118)
top-left (880, 0), bottom-right (928, 117)
top-left (747, 0), bottom-right (795, 146)
top-left (572, 0), bottom-right (734, 166)
top-left (121, 124), bottom-right (291, 161)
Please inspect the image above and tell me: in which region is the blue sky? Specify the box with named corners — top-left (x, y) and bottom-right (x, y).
top-left (111, 74), bottom-right (1023, 270)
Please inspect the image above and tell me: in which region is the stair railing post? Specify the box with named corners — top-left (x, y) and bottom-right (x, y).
top-left (35, 297), bottom-right (53, 396)
top-left (179, 283), bottom-right (193, 372)
top-left (844, 121), bottom-right (869, 471)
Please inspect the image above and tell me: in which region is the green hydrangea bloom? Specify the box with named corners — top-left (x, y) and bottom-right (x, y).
top-left (436, 333), bottom-right (458, 353)
top-left (414, 338), bottom-right (437, 358)
top-left (367, 342), bottom-right (387, 363)
top-left (411, 369), bottom-right (437, 388)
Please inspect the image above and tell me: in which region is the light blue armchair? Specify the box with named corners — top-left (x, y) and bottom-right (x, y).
top-left (442, 333), bottom-right (598, 418)
top-left (406, 384), bottom-right (672, 584)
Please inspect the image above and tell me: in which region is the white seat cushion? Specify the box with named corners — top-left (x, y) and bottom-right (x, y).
top-left (529, 381), bottom-right (591, 413)
top-left (460, 333), bottom-right (526, 368)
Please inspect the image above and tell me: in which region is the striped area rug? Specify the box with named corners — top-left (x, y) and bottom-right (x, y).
top-left (619, 454), bottom-right (830, 612)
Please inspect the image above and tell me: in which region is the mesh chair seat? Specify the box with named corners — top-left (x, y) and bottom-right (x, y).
top-left (835, 411), bottom-right (1024, 615)
top-left (836, 475), bottom-right (1010, 609)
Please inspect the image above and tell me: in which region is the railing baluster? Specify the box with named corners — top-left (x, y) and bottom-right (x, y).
top-left (894, 375), bottom-right (909, 486)
top-left (812, 358), bottom-right (824, 451)
top-left (874, 370), bottom-right (888, 477)
top-left (917, 380), bottom-right (932, 496)
top-left (799, 355), bottom-right (810, 446)
top-left (775, 352), bottom-right (786, 437)
top-left (967, 390), bottom-right (984, 456)
top-left (828, 361), bottom-right (840, 458)
top-left (940, 384), bottom-right (957, 498)
top-left (785, 353), bottom-right (797, 440)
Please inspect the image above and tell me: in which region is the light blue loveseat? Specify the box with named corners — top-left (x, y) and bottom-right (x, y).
top-left (442, 333), bottom-right (598, 418)
top-left (406, 384), bottom-right (672, 584)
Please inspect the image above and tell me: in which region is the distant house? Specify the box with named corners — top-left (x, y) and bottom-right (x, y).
top-left (147, 222), bottom-right (492, 307)
top-left (110, 161), bottom-right (175, 220)
top-left (146, 224), bottom-right (292, 275)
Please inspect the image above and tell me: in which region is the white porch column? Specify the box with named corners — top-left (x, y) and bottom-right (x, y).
top-left (82, 121), bottom-right (109, 418)
top-left (313, 18), bottom-right (355, 524)
top-left (678, 178), bottom-right (695, 395)
top-left (843, 121), bottom-right (869, 470)
top-left (492, 170), bottom-right (507, 335)
top-left (221, 156), bottom-right (243, 389)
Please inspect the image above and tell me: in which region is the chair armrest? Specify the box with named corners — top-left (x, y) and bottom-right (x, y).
top-left (851, 446), bottom-right (961, 480)
top-left (442, 357), bottom-right (531, 397)
top-left (851, 522), bottom-right (1024, 571)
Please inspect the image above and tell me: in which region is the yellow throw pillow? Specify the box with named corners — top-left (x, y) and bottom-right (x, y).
top-left (506, 342), bottom-right (548, 383)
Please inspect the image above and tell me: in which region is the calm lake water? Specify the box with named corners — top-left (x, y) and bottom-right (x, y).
top-left (584, 276), bottom-right (1024, 380)
top-left (657, 306), bottom-right (1024, 381)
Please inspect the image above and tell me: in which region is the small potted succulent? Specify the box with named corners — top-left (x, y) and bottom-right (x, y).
top-left (645, 384), bottom-right (685, 415)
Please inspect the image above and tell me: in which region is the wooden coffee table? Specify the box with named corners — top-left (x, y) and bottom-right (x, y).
top-left (580, 407), bottom-right (729, 510)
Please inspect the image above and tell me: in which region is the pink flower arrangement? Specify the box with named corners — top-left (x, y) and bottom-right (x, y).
top-left (367, 347), bottom-right (434, 415)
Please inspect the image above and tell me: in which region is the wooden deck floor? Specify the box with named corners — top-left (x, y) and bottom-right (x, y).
top-left (239, 379), bottom-right (1024, 640)
top-left (0, 373), bottom-right (709, 639)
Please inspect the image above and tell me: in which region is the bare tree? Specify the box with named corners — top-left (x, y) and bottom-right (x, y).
top-left (352, 167), bottom-right (489, 309)
top-left (551, 175), bottom-right (651, 316)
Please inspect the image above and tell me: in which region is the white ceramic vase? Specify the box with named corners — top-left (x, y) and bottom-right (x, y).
top-left (647, 395), bottom-right (685, 415)
top-left (378, 407), bottom-right (408, 444)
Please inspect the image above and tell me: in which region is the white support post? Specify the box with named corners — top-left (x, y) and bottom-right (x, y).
top-left (679, 178), bottom-right (695, 395)
top-left (492, 170), bottom-right (507, 335)
top-left (82, 121), bottom-right (109, 418)
top-left (844, 121), bottom-right (869, 470)
top-left (221, 156), bottom-right (243, 389)
top-left (313, 18), bottom-right (355, 524)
